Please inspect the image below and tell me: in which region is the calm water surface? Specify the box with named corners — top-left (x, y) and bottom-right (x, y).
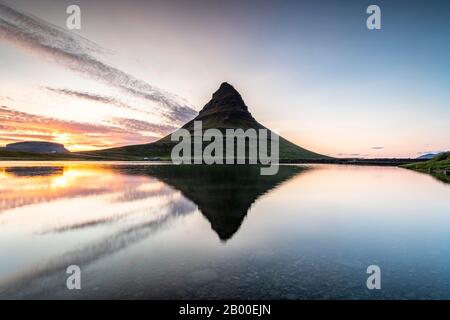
top-left (0, 162), bottom-right (449, 299)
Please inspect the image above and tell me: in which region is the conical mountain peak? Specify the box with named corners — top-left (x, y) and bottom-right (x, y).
top-left (212, 82), bottom-right (242, 100)
top-left (199, 82), bottom-right (250, 116)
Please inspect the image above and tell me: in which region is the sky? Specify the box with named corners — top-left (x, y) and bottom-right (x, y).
top-left (0, 0), bottom-right (449, 157)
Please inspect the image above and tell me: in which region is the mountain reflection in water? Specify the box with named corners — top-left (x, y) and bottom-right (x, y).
top-left (139, 165), bottom-right (303, 241)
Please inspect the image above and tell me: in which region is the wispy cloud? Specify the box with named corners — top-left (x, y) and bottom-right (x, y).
top-left (109, 117), bottom-right (176, 134)
top-left (44, 87), bottom-right (147, 114)
top-left (0, 1), bottom-right (197, 124)
top-left (336, 153), bottom-right (369, 157)
top-left (370, 146), bottom-right (384, 150)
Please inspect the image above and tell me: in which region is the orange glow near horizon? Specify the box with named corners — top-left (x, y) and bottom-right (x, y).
top-left (0, 106), bottom-right (161, 152)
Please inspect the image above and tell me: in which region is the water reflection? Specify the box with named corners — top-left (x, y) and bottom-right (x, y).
top-left (0, 164), bottom-right (127, 212)
top-left (1, 163), bottom-right (449, 299)
top-left (0, 163), bottom-right (303, 239)
top-left (424, 171), bottom-right (450, 185)
top-left (0, 162), bottom-right (303, 298)
top-left (139, 165), bottom-right (303, 240)
top-left (5, 166), bottom-right (64, 177)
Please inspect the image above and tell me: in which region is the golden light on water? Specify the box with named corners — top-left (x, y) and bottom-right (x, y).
top-left (0, 163), bottom-right (127, 212)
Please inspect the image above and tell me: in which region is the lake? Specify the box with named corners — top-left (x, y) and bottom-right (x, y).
top-left (0, 162), bottom-right (449, 299)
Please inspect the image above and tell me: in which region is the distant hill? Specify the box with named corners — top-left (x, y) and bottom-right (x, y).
top-left (5, 141), bottom-right (69, 154)
top-left (86, 82), bottom-right (329, 161)
top-left (417, 153), bottom-right (439, 160)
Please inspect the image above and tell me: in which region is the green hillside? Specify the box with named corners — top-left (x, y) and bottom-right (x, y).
top-left (402, 152), bottom-right (450, 183)
top-left (403, 152), bottom-right (450, 171)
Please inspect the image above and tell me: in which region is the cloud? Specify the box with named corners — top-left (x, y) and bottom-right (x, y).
top-left (336, 153), bottom-right (370, 157)
top-left (44, 87), bottom-right (147, 114)
top-left (109, 117), bottom-right (176, 134)
top-left (370, 146), bottom-right (384, 150)
top-left (336, 153), bottom-right (361, 156)
top-left (0, 105), bottom-right (165, 150)
top-left (0, 1), bottom-right (197, 124)
top-left (0, 106), bottom-right (121, 134)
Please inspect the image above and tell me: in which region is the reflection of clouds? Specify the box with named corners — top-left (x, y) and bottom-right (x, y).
top-left (111, 185), bottom-right (177, 203)
top-left (0, 2), bottom-right (197, 124)
top-left (0, 196), bottom-right (196, 297)
top-left (37, 208), bottom-right (139, 235)
top-left (167, 195), bottom-right (198, 215)
top-left (38, 193), bottom-right (197, 236)
top-left (0, 164), bottom-right (198, 297)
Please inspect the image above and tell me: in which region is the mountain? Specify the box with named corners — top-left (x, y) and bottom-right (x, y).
top-left (5, 141), bottom-right (69, 154)
top-left (417, 153), bottom-right (439, 160)
top-left (87, 82), bottom-right (329, 161)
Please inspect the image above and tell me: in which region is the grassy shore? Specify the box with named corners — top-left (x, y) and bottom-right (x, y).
top-left (401, 152), bottom-right (450, 183)
top-left (402, 152), bottom-right (450, 171)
